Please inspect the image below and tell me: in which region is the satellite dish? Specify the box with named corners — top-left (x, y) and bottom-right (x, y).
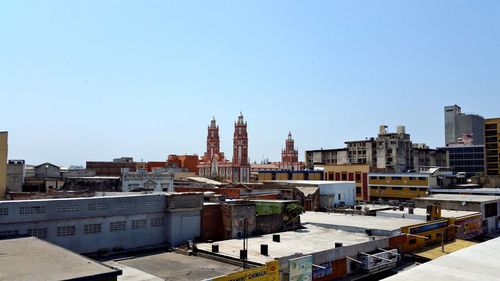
top-left (462, 201), bottom-right (466, 206)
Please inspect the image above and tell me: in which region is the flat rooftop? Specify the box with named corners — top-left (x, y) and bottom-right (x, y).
top-left (382, 237), bottom-right (500, 281)
top-left (263, 180), bottom-right (354, 185)
top-left (196, 224), bottom-right (384, 264)
top-left (301, 211), bottom-right (423, 233)
top-left (0, 237), bottom-right (121, 281)
top-left (415, 194), bottom-right (500, 203)
top-left (431, 188), bottom-right (500, 195)
top-left (377, 207), bottom-right (479, 219)
top-left (107, 251), bottom-right (240, 281)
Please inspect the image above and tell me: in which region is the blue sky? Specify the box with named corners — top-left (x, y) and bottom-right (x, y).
top-left (1, 1), bottom-right (499, 166)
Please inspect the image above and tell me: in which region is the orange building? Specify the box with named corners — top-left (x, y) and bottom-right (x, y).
top-left (167, 154), bottom-right (199, 173)
top-left (320, 164), bottom-right (370, 201)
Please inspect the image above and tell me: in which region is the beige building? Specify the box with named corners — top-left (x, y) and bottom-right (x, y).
top-left (0, 131), bottom-right (7, 198)
top-left (320, 164), bottom-right (370, 201)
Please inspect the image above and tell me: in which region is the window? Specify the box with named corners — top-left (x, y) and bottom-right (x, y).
top-left (370, 176), bottom-right (377, 180)
top-left (57, 226), bottom-right (76, 237)
top-left (19, 206), bottom-right (45, 215)
top-left (380, 186), bottom-right (387, 190)
top-left (378, 176), bottom-right (386, 180)
top-left (485, 203), bottom-right (498, 218)
top-left (88, 203), bottom-right (109, 210)
top-left (391, 176), bottom-right (402, 180)
top-left (341, 173), bottom-right (347, 181)
top-left (57, 204), bottom-right (80, 213)
top-left (355, 173), bottom-right (361, 182)
top-left (145, 201), bottom-right (161, 208)
top-left (84, 224), bottom-right (102, 234)
top-left (0, 208), bottom-right (8, 216)
top-left (0, 230), bottom-right (18, 238)
top-left (110, 221), bottom-right (126, 232)
top-left (409, 187), bottom-right (418, 191)
top-left (408, 177), bottom-right (416, 180)
top-left (116, 202), bottom-right (136, 210)
top-left (392, 187), bottom-right (403, 191)
top-left (132, 219), bottom-right (147, 229)
top-left (28, 228), bottom-right (48, 239)
top-left (151, 218), bottom-right (164, 227)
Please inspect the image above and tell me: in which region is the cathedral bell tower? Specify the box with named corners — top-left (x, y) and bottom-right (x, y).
top-left (232, 113), bottom-right (248, 165)
top-left (205, 117), bottom-right (221, 160)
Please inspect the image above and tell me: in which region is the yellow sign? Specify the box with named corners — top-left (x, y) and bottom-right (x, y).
top-left (210, 260), bottom-right (280, 281)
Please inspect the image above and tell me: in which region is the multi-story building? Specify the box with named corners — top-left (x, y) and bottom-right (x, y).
top-left (368, 173), bottom-right (430, 201)
top-left (198, 114), bottom-right (250, 182)
top-left (0, 192), bottom-right (203, 253)
top-left (411, 145), bottom-right (447, 172)
top-left (320, 164), bottom-right (370, 201)
top-left (305, 148), bottom-right (348, 168)
top-left (445, 105), bottom-right (485, 146)
top-left (307, 125), bottom-right (446, 174)
top-left (345, 139), bottom-right (376, 166)
top-left (0, 131), bottom-right (7, 198)
top-left (375, 125), bottom-right (413, 173)
top-left (121, 168), bottom-right (174, 192)
top-left (444, 144), bottom-right (485, 177)
top-left (485, 118), bottom-right (500, 175)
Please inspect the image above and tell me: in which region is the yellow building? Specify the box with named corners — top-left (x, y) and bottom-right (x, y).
top-left (485, 118), bottom-right (500, 175)
top-left (368, 173), bottom-right (429, 201)
top-left (319, 164), bottom-right (370, 201)
top-left (0, 131), bottom-right (7, 199)
top-left (257, 171), bottom-right (323, 181)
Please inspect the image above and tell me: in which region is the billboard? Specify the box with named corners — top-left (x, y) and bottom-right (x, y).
top-left (289, 255), bottom-right (313, 281)
top-left (208, 260), bottom-right (279, 281)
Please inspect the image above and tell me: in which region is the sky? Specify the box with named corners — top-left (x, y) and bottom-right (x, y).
top-left (1, 1), bottom-right (499, 166)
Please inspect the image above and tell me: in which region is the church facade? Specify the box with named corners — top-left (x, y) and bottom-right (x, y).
top-left (197, 113), bottom-right (250, 183)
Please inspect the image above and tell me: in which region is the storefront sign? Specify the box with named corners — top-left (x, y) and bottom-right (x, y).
top-left (208, 260), bottom-right (279, 281)
top-left (312, 262), bottom-right (332, 279)
top-left (409, 221), bottom-right (447, 234)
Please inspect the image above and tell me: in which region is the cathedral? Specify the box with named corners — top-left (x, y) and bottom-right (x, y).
top-left (197, 113), bottom-right (250, 183)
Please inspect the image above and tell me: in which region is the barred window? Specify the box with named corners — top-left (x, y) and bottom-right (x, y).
top-left (84, 224), bottom-right (102, 234)
top-left (151, 218), bottom-right (164, 227)
top-left (0, 230), bottom-right (18, 238)
top-left (110, 221), bottom-right (126, 232)
top-left (88, 203), bottom-right (109, 210)
top-left (144, 201), bottom-right (160, 208)
top-left (131, 219), bottom-right (147, 229)
top-left (0, 208), bottom-right (8, 216)
top-left (28, 228), bottom-right (48, 239)
top-left (57, 226), bottom-right (76, 237)
top-left (56, 204), bottom-right (80, 213)
top-left (19, 206), bottom-right (45, 215)
top-left (116, 203), bottom-right (136, 210)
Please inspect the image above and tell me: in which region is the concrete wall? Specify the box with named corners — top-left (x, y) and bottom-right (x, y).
top-left (318, 182), bottom-right (356, 207)
top-left (0, 193), bottom-right (203, 253)
top-left (7, 162), bottom-right (25, 192)
top-left (0, 132), bottom-right (7, 198)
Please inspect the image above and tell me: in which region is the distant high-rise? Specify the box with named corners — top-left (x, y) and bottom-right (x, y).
top-left (444, 105), bottom-right (485, 146)
top-left (485, 118), bottom-right (500, 176)
top-left (0, 131), bottom-right (7, 198)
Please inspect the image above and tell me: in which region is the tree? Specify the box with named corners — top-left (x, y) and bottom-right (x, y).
top-left (285, 203), bottom-right (304, 217)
